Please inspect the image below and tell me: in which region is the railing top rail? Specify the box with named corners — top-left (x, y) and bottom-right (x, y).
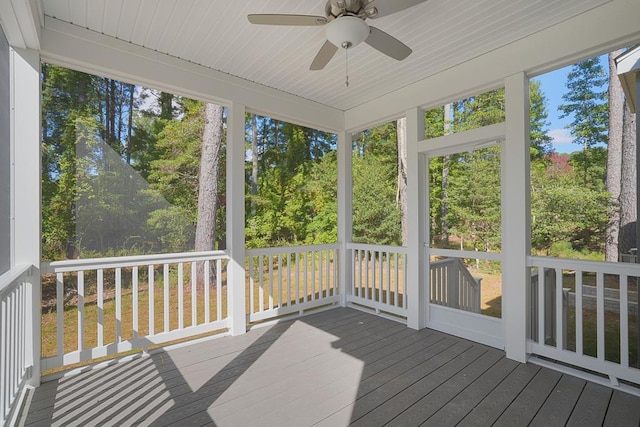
top-left (246, 243), bottom-right (340, 257)
top-left (42, 250), bottom-right (229, 273)
top-left (429, 248), bottom-right (501, 261)
top-left (528, 255), bottom-right (640, 276)
top-left (0, 264), bottom-right (33, 298)
top-left (346, 243), bottom-right (408, 254)
top-left (430, 258), bottom-right (457, 267)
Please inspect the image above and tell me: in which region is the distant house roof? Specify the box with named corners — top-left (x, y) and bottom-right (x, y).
top-left (616, 45), bottom-right (640, 113)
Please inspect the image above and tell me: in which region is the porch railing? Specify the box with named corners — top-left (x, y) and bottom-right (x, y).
top-left (348, 243), bottom-right (407, 318)
top-left (1, 264), bottom-right (35, 426)
top-left (245, 244), bottom-right (339, 323)
top-left (528, 256), bottom-right (640, 385)
top-left (41, 251), bottom-right (228, 372)
top-left (430, 257), bottom-right (481, 313)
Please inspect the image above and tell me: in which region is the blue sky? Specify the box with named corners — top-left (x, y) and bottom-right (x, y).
top-left (532, 55), bottom-right (608, 154)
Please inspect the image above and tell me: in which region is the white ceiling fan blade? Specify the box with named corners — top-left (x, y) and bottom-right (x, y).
top-left (310, 40), bottom-right (338, 70)
top-left (248, 14), bottom-right (327, 26)
top-left (366, 27), bottom-right (412, 60)
top-left (367, 0), bottom-right (428, 19)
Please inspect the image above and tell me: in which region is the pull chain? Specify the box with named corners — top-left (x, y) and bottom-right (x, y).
top-left (345, 47), bottom-right (349, 87)
top-left (342, 42), bottom-right (351, 87)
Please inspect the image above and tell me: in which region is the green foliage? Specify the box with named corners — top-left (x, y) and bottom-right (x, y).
top-left (40, 60), bottom-right (614, 264)
top-left (568, 146), bottom-right (607, 189)
top-left (41, 64), bottom-right (211, 259)
top-left (424, 106), bottom-right (446, 139)
top-left (558, 56), bottom-right (608, 185)
top-left (244, 115), bottom-right (337, 247)
top-left (352, 154), bottom-right (402, 245)
top-left (145, 205), bottom-right (195, 252)
top-left (531, 156), bottom-right (611, 252)
top-left (529, 80), bottom-right (553, 158)
top-left (548, 241), bottom-right (604, 261)
top-left (559, 57), bottom-right (608, 149)
top-left (351, 121), bottom-right (402, 245)
top-left (305, 152), bottom-right (338, 244)
top-left (148, 99), bottom-right (203, 210)
top-left (447, 147), bottom-right (502, 251)
top-left (453, 89), bottom-right (505, 132)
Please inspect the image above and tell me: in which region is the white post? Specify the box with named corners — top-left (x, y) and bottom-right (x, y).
top-left (503, 72), bottom-right (531, 362)
top-left (11, 47), bottom-right (41, 386)
top-left (337, 130), bottom-right (352, 307)
top-left (406, 107), bottom-right (426, 330)
top-left (226, 102), bottom-right (246, 336)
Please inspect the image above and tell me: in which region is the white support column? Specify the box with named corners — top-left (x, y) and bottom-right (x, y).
top-left (11, 47), bottom-right (41, 386)
top-left (406, 107), bottom-right (426, 330)
top-left (503, 72), bottom-right (531, 362)
top-left (226, 101), bottom-right (246, 336)
top-left (337, 131), bottom-right (353, 307)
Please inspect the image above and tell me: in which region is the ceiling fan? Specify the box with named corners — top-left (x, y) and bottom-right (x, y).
top-left (248, 0), bottom-right (427, 71)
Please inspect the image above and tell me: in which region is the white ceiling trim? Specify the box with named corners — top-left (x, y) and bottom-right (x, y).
top-left (345, 0), bottom-right (640, 132)
top-left (616, 46), bottom-right (640, 113)
top-left (0, 0), bottom-right (42, 50)
top-left (40, 16), bottom-right (345, 133)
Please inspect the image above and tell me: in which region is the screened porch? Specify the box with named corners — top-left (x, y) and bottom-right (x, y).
top-left (2, 0), bottom-right (640, 426)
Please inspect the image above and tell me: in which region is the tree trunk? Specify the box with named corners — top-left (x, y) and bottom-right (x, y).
top-left (195, 103), bottom-right (224, 285)
top-left (104, 77), bottom-right (110, 144)
top-left (159, 92), bottom-right (173, 120)
top-left (396, 118), bottom-right (408, 246)
top-left (126, 84), bottom-right (134, 164)
top-left (605, 50), bottom-right (624, 261)
top-left (441, 103), bottom-right (453, 246)
top-left (109, 79), bottom-right (117, 148)
top-left (619, 101), bottom-right (637, 255)
top-left (251, 113), bottom-right (259, 215)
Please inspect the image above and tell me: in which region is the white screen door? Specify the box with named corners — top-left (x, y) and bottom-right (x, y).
top-left (421, 127), bottom-right (505, 348)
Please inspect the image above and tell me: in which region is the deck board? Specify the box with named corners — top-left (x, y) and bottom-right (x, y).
top-left (456, 363), bottom-right (541, 426)
top-left (492, 366), bottom-right (562, 427)
top-left (420, 356), bottom-right (520, 426)
top-left (604, 389), bottom-right (640, 426)
top-left (25, 307), bottom-right (640, 426)
top-left (566, 382), bottom-right (612, 427)
top-left (529, 374), bottom-right (586, 426)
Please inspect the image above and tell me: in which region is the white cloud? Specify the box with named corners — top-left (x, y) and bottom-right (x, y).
top-left (548, 128), bottom-right (574, 145)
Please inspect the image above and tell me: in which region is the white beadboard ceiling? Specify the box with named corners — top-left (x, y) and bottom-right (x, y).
top-left (41, 0), bottom-right (608, 111)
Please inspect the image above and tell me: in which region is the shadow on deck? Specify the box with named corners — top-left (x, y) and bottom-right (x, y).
top-left (25, 307), bottom-right (640, 426)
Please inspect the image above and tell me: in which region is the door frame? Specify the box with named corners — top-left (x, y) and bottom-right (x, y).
top-left (419, 122), bottom-right (506, 349)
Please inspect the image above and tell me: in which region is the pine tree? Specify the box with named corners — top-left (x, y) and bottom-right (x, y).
top-left (529, 80), bottom-right (553, 158)
top-left (558, 57), bottom-right (608, 185)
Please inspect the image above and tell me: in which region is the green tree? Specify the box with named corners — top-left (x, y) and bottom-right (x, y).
top-left (41, 64), bottom-right (103, 259)
top-left (558, 56), bottom-right (608, 185)
top-left (351, 121), bottom-right (402, 245)
top-left (244, 115), bottom-right (336, 247)
top-left (145, 98), bottom-right (204, 251)
top-left (531, 152), bottom-right (610, 253)
top-left (529, 80), bottom-right (553, 158)
top-left (352, 155), bottom-right (402, 245)
top-left (447, 147), bottom-right (502, 252)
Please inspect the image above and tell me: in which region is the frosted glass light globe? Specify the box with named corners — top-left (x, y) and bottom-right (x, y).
top-left (325, 16), bottom-right (369, 49)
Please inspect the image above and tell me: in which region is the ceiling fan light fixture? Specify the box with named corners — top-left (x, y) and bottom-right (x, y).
top-left (325, 16), bottom-right (369, 49)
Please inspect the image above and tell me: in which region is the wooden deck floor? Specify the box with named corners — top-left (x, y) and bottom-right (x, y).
top-left (25, 307), bottom-right (640, 426)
